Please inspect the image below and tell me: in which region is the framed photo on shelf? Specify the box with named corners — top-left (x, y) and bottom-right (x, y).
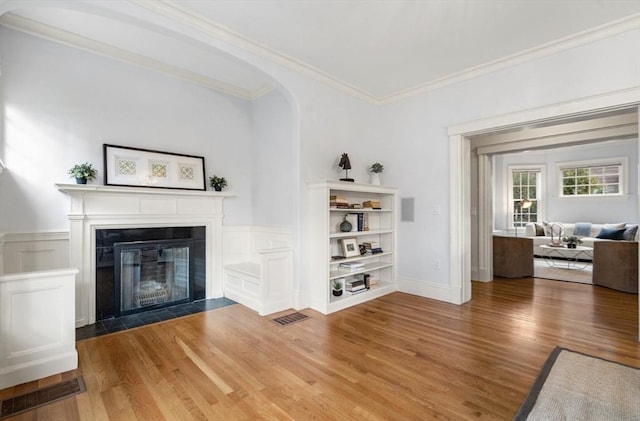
top-left (340, 237), bottom-right (360, 258)
top-left (103, 144), bottom-right (206, 190)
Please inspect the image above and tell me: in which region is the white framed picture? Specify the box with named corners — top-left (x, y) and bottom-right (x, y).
top-left (340, 237), bottom-right (360, 258)
top-left (104, 144), bottom-right (206, 190)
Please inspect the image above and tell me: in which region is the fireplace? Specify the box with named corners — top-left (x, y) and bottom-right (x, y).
top-left (57, 183), bottom-right (226, 327)
top-left (96, 226), bottom-right (205, 320)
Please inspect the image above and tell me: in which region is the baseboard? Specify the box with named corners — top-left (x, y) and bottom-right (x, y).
top-left (0, 351), bottom-right (78, 390)
top-left (396, 276), bottom-right (453, 303)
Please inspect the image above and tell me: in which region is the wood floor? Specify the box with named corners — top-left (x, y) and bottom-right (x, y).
top-left (2, 278), bottom-right (638, 420)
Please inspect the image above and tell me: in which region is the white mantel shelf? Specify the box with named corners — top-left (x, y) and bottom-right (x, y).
top-left (56, 183), bottom-right (229, 327)
top-left (55, 183), bottom-right (233, 197)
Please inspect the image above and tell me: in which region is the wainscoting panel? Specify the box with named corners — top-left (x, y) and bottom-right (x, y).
top-left (0, 232), bottom-right (69, 275)
top-left (0, 268), bottom-right (78, 389)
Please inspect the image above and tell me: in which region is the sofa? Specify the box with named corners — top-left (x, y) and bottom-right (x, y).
top-left (524, 222), bottom-right (638, 261)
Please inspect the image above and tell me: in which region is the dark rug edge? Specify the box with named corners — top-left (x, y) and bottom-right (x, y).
top-left (513, 346), bottom-right (565, 421)
top-left (513, 346), bottom-right (639, 420)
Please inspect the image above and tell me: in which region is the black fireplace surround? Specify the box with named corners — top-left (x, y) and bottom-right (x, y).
top-left (96, 226), bottom-right (206, 321)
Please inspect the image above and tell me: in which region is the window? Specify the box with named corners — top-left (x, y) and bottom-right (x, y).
top-left (509, 167), bottom-right (543, 228)
top-left (559, 158), bottom-right (626, 197)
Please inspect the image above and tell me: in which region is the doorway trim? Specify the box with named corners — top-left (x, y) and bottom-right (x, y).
top-left (448, 87), bottom-right (640, 309)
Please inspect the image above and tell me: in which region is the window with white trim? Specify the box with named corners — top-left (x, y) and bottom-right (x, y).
top-left (559, 158), bottom-right (626, 197)
top-left (509, 167), bottom-right (543, 228)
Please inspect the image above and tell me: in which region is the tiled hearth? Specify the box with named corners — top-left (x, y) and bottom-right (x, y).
top-left (76, 297), bottom-right (236, 340)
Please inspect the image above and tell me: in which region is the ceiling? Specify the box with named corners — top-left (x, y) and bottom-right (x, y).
top-left (1, 0), bottom-right (640, 102)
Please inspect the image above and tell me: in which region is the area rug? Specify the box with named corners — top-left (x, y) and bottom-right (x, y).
top-left (533, 258), bottom-right (592, 284)
top-left (514, 347), bottom-right (640, 420)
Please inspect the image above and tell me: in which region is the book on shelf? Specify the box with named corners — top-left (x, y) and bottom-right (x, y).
top-left (347, 212), bottom-right (367, 231)
top-left (362, 241), bottom-right (383, 254)
top-left (362, 200), bottom-right (381, 209)
top-left (339, 261), bottom-right (365, 270)
top-left (348, 287), bottom-right (370, 295)
top-left (330, 195), bottom-right (349, 208)
top-left (346, 279), bottom-right (366, 292)
top-left (353, 273), bottom-right (370, 288)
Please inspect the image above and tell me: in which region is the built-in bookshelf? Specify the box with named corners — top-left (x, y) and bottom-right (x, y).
top-left (307, 180), bottom-right (397, 314)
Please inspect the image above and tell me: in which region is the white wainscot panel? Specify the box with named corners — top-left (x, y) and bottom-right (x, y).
top-left (0, 232), bottom-right (69, 275)
top-left (0, 268), bottom-right (78, 389)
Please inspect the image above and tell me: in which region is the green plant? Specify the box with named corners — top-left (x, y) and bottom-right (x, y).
top-left (68, 162), bottom-right (98, 180)
top-left (332, 279), bottom-right (343, 290)
top-left (369, 162), bottom-right (384, 173)
top-left (562, 236), bottom-right (583, 245)
top-left (209, 175), bottom-right (228, 190)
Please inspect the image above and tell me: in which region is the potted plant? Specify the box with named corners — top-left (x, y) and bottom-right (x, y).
top-left (68, 162), bottom-right (98, 184)
top-left (209, 175), bottom-right (228, 191)
top-left (369, 162), bottom-right (384, 185)
top-left (562, 236), bottom-right (583, 249)
top-left (332, 279), bottom-right (343, 297)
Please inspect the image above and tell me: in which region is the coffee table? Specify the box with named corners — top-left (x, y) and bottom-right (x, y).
top-left (539, 244), bottom-right (593, 270)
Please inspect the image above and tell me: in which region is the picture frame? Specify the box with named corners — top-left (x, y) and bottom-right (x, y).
top-left (340, 238), bottom-right (360, 258)
top-left (104, 144), bottom-right (206, 190)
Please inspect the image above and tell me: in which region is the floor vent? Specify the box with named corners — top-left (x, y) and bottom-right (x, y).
top-left (272, 312), bottom-right (309, 326)
top-left (0, 377), bottom-right (86, 419)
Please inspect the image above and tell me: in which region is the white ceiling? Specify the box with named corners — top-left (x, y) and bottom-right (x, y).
top-left (2, 0), bottom-right (640, 102)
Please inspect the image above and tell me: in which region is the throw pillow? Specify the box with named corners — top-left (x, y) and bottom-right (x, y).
top-left (535, 223), bottom-right (545, 236)
top-left (595, 227), bottom-right (626, 240)
top-left (572, 222), bottom-right (592, 237)
top-left (604, 222), bottom-right (626, 230)
top-left (622, 224), bottom-right (638, 241)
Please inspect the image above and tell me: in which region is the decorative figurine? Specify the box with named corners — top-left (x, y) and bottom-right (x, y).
top-left (338, 153), bottom-right (354, 182)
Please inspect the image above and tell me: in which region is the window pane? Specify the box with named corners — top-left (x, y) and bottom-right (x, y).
top-left (590, 185), bottom-right (603, 194)
top-left (591, 167), bottom-right (603, 175)
top-left (604, 166), bottom-right (618, 174)
top-left (577, 176), bottom-right (589, 185)
top-left (577, 185), bottom-right (589, 194)
top-left (605, 185), bottom-right (619, 194)
top-left (563, 186), bottom-right (575, 195)
top-left (563, 169), bottom-right (576, 177)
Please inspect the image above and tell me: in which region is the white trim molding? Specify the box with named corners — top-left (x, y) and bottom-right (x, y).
top-left (0, 13), bottom-right (271, 101)
top-left (449, 88), bottom-right (640, 318)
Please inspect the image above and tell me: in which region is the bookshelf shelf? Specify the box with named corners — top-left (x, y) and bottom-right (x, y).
top-left (307, 180), bottom-right (397, 314)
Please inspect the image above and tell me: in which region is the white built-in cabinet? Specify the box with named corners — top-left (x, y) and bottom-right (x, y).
top-left (307, 181), bottom-right (397, 314)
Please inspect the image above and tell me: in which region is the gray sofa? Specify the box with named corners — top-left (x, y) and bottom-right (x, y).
top-left (524, 222), bottom-right (638, 261)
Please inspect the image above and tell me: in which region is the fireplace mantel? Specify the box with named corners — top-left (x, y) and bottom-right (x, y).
top-left (56, 183), bottom-right (230, 327)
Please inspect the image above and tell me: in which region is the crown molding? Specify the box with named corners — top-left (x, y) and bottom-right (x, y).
top-left (132, 0), bottom-right (379, 104)
top-left (378, 13), bottom-right (640, 104)
top-left (134, 2), bottom-right (640, 105)
top-left (0, 13), bottom-right (270, 101)
top-left (2, 3), bottom-right (638, 106)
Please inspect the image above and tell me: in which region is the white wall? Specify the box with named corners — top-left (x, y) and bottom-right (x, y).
top-left (1, 3), bottom-right (639, 307)
top-left (378, 28), bottom-right (640, 287)
top-left (0, 27), bottom-right (254, 231)
top-left (250, 90), bottom-right (295, 226)
top-left (493, 139), bottom-right (639, 228)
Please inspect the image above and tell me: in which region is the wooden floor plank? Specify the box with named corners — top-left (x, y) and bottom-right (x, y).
top-left (1, 278), bottom-right (638, 420)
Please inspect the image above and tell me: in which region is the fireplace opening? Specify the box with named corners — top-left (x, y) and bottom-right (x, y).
top-left (116, 239), bottom-right (191, 316)
top-left (96, 226), bottom-right (205, 321)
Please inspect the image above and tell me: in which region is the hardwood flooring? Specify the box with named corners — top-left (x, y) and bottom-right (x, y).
top-left (1, 278), bottom-right (638, 420)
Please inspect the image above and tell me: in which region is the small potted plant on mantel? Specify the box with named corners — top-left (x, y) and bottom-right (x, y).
top-left (369, 162), bottom-right (383, 185)
top-left (562, 236), bottom-right (583, 249)
top-left (209, 175), bottom-right (228, 191)
top-left (68, 162), bottom-right (98, 184)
